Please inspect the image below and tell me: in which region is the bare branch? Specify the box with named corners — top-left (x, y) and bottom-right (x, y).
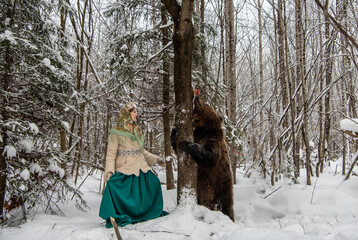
top-left (314, 0), bottom-right (358, 49)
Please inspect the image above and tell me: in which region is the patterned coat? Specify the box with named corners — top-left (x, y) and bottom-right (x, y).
top-left (105, 128), bottom-right (158, 176)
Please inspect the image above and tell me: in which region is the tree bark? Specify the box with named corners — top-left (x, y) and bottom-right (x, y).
top-left (337, 0), bottom-right (349, 175)
top-left (0, 3), bottom-right (16, 218)
top-left (0, 40), bottom-right (11, 220)
top-left (277, 0), bottom-right (288, 130)
top-left (224, 0), bottom-right (237, 183)
top-left (199, 0), bottom-right (208, 97)
top-left (323, 5), bottom-right (334, 169)
top-left (257, 0), bottom-right (266, 178)
top-left (258, 0), bottom-right (263, 134)
top-left (74, 0), bottom-right (89, 185)
top-left (214, 0), bottom-right (225, 107)
top-left (317, 9), bottom-right (324, 177)
top-left (161, 0), bottom-right (175, 190)
top-left (272, 0), bottom-right (279, 182)
top-left (295, 0), bottom-right (311, 185)
top-left (163, 0), bottom-right (197, 201)
top-left (59, 0), bottom-right (68, 176)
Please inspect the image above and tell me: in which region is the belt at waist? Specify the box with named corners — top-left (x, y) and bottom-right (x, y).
top-left (117, 149), bottom-right (141, 156)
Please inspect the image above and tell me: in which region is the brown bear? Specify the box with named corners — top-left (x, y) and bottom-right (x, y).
top-left (171, 96), bottom-right (234, 221)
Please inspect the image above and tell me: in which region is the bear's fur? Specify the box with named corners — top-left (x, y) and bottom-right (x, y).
top-left (171, 96), bottom-right (234, 221)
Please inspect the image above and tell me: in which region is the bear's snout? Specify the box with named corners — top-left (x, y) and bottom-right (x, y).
top-left (194, 96), bottom-right (203, 108)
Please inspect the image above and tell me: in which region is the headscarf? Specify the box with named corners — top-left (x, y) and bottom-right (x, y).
top-left (111, 102), bottom-right (144, 150)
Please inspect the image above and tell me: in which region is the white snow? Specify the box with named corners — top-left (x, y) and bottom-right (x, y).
top-left (29, 123), bottom-right (39, 134)
top-left (4, 18), bottom-right (10, 26)
top-left (2, 165), bottom-right (358, 240)
top-left (20, 168), bottom-right (30, 181)
top-left (18, 139), bottom-right (33, 153)
top-left (160, 22), bottom-right (174, 29)
top-left (42, 58), bottom-right (51, 67)
top-left (3, 145), bottom-right (17, 159)
top-left (71, 90), bottom-right (79, 98)
top-left (48, 161), bottom-right (65, 178)
top-left (30, 163), bottom-right (43, 176)
top-left (42, 58), bottom-right (56, 72)
top-left (0, 30), bottom-right (17, 44)
top-left (61, 121), bottom-right (70, 131)
top-left (340, 118), bottom-right (358, 133)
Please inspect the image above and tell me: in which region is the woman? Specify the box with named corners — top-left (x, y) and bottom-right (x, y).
top-left (99, 102), bottom-right (167, 228)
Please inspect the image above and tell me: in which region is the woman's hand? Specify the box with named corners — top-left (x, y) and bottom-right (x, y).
top-left (156, 158), bottom-right (166, 167)
top-left (105, 172), bottom-right (113, 182)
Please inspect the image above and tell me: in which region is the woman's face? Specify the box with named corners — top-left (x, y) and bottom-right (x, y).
top-left (130, 109), bottom-right (138, 122)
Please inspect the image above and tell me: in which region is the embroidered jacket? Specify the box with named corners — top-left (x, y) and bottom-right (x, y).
top-left (105, 128), bottom-right (158, 176)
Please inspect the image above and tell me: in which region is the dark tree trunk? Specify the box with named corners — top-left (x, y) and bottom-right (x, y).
top-left (0, 3), bottom-right (15, 218)
top-left (164, 0), bottom-right (197, 201)
top-left (0, 45), bottom-right (11, 219)
top-left (161, 1), bottom-right (175, 190)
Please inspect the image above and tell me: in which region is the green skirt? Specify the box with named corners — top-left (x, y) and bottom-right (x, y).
top-left (99, 170), bottom-right (168, 228)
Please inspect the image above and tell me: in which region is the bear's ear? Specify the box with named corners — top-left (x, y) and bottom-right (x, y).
top-left (219, 116), bottom-right (223, 122)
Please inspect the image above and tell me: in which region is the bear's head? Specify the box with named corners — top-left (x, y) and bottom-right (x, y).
top-left (193, 96), bottom-right (222, 130)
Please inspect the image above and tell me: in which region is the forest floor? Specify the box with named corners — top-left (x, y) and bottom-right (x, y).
top-left (1, 161), bottom-right (358, 240)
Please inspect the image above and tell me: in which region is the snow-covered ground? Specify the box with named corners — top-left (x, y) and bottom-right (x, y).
top-left (2, 161), bottom-right (358, 240)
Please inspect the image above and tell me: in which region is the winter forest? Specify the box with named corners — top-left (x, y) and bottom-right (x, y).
top-left (1, 0), bottom-right (358, 239)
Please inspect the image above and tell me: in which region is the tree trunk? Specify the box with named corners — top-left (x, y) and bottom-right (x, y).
top-left (0, 40), bottom-right (11, 220)
top-left (272, 0), bottom-right (281, 176)
top-left (277, 0), bottom-right (288, 130)
top-left (214, 0), bottom-right (225, 107)
top-left (323, 7), bottom-right (334, 169)
top-left (337, 0), bottom-right (349, 175)
top-left (101, 102), bottom-right (111, 194)
top-left (199, 0), bottom-right (207, 96)
top-left (161, 0), bottom-right (175, 190)
top-left (224, 0), bottom-right (237, 183)
top-left (257, 0), bottom-right (266, 178)
top-left (269, 104), bottom-right (276, 185)
top-left (59, 0), bottom-right (68, 176)
top-left (278, 0), bottom-right (294, 177)
top-left (164, 0), bottom-right (197, 201)
top-left (74, 0), bottom-right (89, 185)
top-left (280, 0), bottom-right (299, 180)
top-left (295, 0), bottom-right (311, 185)
top-left (258, 0), bottom-right (263, 135)
top-left (317, 9), bottom-right (324, 177)
top-left (60, 129), bottom-right (67, 176)
top-left (0, 4), bottom-right (15, 217)
top-left (272, 0), bottom-right (280, 180)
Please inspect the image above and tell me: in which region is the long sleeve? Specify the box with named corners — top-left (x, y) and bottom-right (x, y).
top-left (105, 134), bottom-right (118, 174)
top-left (143, 150), bottom-right (158, 167)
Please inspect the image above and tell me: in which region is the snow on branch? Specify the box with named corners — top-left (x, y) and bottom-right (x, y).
top-left (340, 118), bottom-right (358, 138)
top-left (79, 41), bottom-right (173, 104)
